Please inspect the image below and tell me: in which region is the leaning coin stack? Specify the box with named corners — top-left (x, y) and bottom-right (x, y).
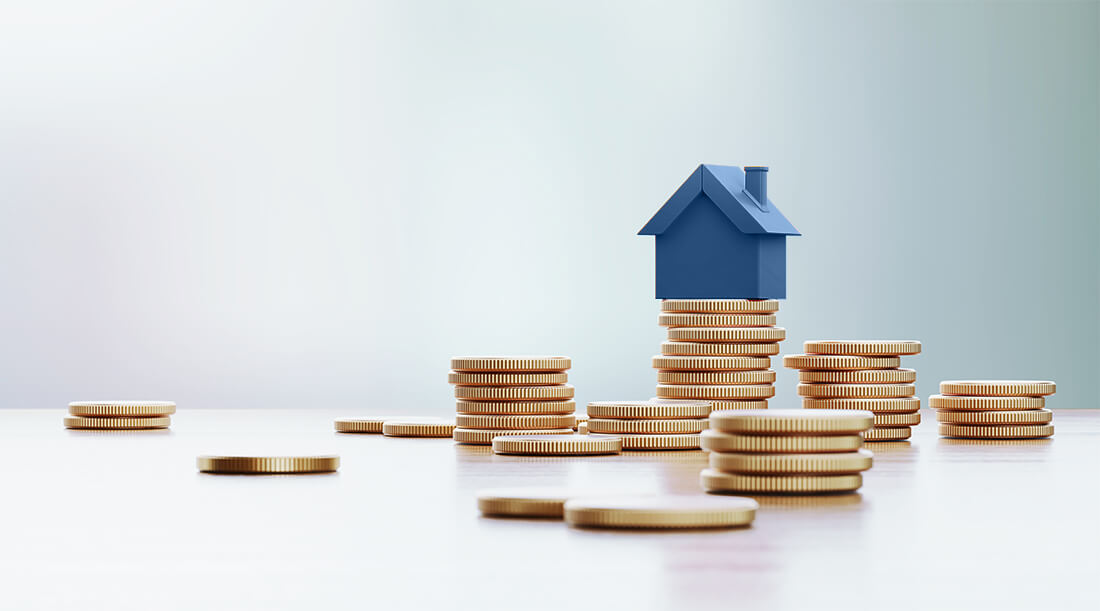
top-left (654, 299), bottom-right (782, 411)
top-left (932, 380), bottom-right (1056, 439)
top-left (586, 399), bottom-right (711, 451)
top-left (65, 401), bottom-right (175, 430)
top-left (449, 356), bottom-right (576, 445)
top-left (700, 410), bottom-right (874, 495)
top-left (784, 340), bottom-right (922, 442)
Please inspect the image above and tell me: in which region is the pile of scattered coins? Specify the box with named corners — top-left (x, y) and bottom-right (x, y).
top-left (449, 357), bottom-right (576, 445)
top-left (585, 399), bottom-right (712, 450)
top-left (784, 340), bottom-right (921, 441)
top-left (700, 409), bottom-right (874, 494)
top-left (654, 299), bottom-right (783, 410)
top-left (65, 401), bottom-right (175, 430)
top-left (932, 380), bottom-right (1056, 439)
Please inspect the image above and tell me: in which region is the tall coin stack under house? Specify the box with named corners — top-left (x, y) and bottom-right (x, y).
top-left (654, 299), bottom-right (783, 416)
top-left (449, 357), bottom-right (577, 446)
top-left (784, 341), bottom-right (922, 442)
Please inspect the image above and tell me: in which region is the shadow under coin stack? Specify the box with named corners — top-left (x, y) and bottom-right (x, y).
top-left (700, 409), bottom-right (874, 495)
top-left (784, 340), bottom-right (922, 442)
top-left (65, 401), bottom-right (175, 430)
top-left (586, 399), bottom-right (711, 451)
top-left (654, 299), bottom-right (782, 411)
top-left (932, 380), bottom-right (1056, 439)
top-left (449, 356), bottom-right (576, 445)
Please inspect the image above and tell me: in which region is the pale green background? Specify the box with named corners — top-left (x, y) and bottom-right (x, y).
top-left (1, 1), bottom-right (1096, 411)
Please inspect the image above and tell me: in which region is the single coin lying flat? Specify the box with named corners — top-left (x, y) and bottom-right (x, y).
top-left (701, 469), bottom-right (863, 494)
top-left (709, 449), bottom-right (874, 475)
top-left (68, 401), bottom-right (176, 417)
top-left (652, 355), bottom-right (772, 371)
top-left (564, 494), bottom-right (758, 529)
top-left (492, 434), bottom-right (622, 456)
top-left (668, 327), bottom-right (787, 343)
top-left (591, 433), bottom-right (702, 451)
top-left (657, 384), bottom-right (775, 400)
top-left (700, 430), bottom-right (863, 453)
top-left (382, 418), bottom-right (456, 438)
top-left (64, 416), bottom-right (171, 430)
top-left (661, 299), bottom-right (779, 314)
top-left (928, 395), bottom-right (1044, 411)
top-left (447, 372), bottom-right (569, 386)
top-left (939, 380), bottom-right (1056, 397)
top-left (662, 341), bottom-right (781, 357)
top-left (658, 313), bottom-right (777, 328)
top-left (476, 487), bottom-right (629, 518)
top-left (938, 423), bottom-right (1054, 439)
top-left (197, 455), bottom-right (339, 474)
top-left (455, 413), bottom-right (577, 430)
top-left (796, 383), bottom-right (915, 399)
top-left (862, 427), bottom-right (912, 441)
top-left (450, 356), bottom-right (571, 373)
top-left (709, 409), bottom-right (874, 436)
top-left (454, 385), bottom-right (574, 401)
top-left (334, 417), bottom-right (397, 434)
top-left (782, 355), bottom-right (901, 370)
top-left (587, 399), bottom-right (711, 420)
top-left (798, 369), bottom-right (917, 384)
top-left (802, 397), bottom-right (920, 413)
top-left (587, 418), bottom-right (708, 435)
top-left (657, 370), bottom-right (776, 385)
top-left (936, 409), bottom-right (1052, 425)
top-left (453, 428), bottom-right (573, 445)
top-left (803, 340), bottom-right (922, 356)
top-left (455, 399), bottom-right (576, 415)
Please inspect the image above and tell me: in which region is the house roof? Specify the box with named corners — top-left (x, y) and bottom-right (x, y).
top-left (637, 164), bottom-right (800, 236)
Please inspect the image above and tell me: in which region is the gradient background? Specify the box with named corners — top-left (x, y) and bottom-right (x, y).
top-left (1, 1), bottom-right (1096, 412)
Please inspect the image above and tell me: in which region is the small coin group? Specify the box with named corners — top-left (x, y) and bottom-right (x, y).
top-left (449, 357), bottom-right (577, 445)
top-left (654, 299), bottom-right (783, 410)
top-left (931, 380), bottom-right (1056, 439)
top-left (585, 399), bottom-right (712, 450)
top-left (700, 409), bottom-right (874, 494)
top-left (784, 340), bottom-right (922, 442)
top-left (477, 487), bottom-right (758, 530)
top-left (65, 401), bottom-right (175, 430)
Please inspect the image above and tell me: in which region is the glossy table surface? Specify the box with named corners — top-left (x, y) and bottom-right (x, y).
top-left (2, 408), bottom-right (1097, 610)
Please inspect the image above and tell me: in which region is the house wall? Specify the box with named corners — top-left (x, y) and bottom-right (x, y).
top-left (655, 194), bottom-right (777, 299)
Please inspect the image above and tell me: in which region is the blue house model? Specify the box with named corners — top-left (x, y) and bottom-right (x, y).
top-left (638, 164), bottom-right (800, 299)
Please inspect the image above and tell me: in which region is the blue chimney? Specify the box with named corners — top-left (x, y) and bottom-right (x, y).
top-left (745, 166), bottom-right (768, 206)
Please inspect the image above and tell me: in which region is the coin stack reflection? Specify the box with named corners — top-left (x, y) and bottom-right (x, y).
top-left (654, 299), bottom-right (783, 411)
top-left (449, 357), bottom-right (576, 445)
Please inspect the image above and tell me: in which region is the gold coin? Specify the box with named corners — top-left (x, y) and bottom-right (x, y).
top-left (64, 416), bottom-right (170, 430)
top-left (450, 356), bottom-right (570, 372)
top-left (592, 433), bottom-right (702, 450)
top-left (657, 384), bottom-right (775, 400)
top-left (709, 409), bottom-right (873, 435)
top-left (782, 355), bottom-right (901, 370)
top-left (454, 385), bottom-right (574, 401)
top-left (862, 427), bottom-right (912, 441)
top-left (587, 418), bottom-right (708, 435)
top-left (455, 399), bottom-right (576, 415)
top-left (700, 430), bottom-right (863, 453)
top-left (447, 372), bottom-right (569, 386)
top-left (587, 399), bottom-right (711, 420)
top-left (662, 341), bottom-right (781, 356)
top-left (197, 455), bottom-right (339, 474)
top-left (710, 399), bottom-right (769, 410)
top-left (936, 409), bottom-right (1052, 425)
top-left (382, 419), bottom-right (456, 437)
top-left (334, 417), bottom-right (395, 433)
top-left (477, 487), bottom-right (601, 518)
top-left (455, 414), bottom-right (576, 430)
top-left (661, 299), bottom-right (779, 313)
top-left (873, 412), bottom-right (921, 426)
top-left (67, 401), bottom-right (176, 417)
top-left (564, 495), bottom-right (758, 529)
top-left (802, 397), bottom-right (920, 413)
top-left (928, 395), bottom-right (1044, 411)
top-left (657, 370), bottom-right (776, 385)
top-left (658, 313), bottom-right (777, 327)
top-left (803, 340), bottom-right (922, 356)
top-left (701, 469), bottom-right (862, 494)
top-left (939, 380), bottom-right (1056, 397)
top-left (491, 434), bottom-right (622, 455)
top-left (709, 449), bottom-right (873, 474)
top-left (797, 383), bottom-right (915, 399)
top-left (798, 369), bottom-right (917, 384)
top-left (939, 423), bottom-right (1054, 439)
top-left (652, 355), bottom-right (772, 371)
top-left (667, 327), bottom-right (787, 343)
top-left (577, 421), bottom-right (588, 434)
top-left (454, 428), bottom-right (573, 445)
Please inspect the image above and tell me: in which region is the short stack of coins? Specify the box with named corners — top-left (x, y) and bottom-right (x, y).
top-left (700, 409), bottom-right (874, 495)
top-left (784, 340), bottom-right (922, 442)
top-left (586, 399), bottom-right (711, 451)
top-left (65, 401), bottom-right (175, 430)
top-left (654, 299), bottom-right (782, 411)
top-left (932, 380), bottom-right (1056, 439)
top-left (449, 356), bottom-right (576, 445)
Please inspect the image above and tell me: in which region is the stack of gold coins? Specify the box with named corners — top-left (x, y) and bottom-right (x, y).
top-left (784, 340), bottom-right (922, 442)
top-left (449, 356), bottom-right (576, 445)
top-left (654, 299), bottom-right (782, 411)
top-left (932, 380), bottom-right (1056, 439)
top-left (65, 401), bottom-right (175, 430)
top-left (700, 410), bottom-right (874, 495)
top-left (586, 399), bottom-right (711, 451)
